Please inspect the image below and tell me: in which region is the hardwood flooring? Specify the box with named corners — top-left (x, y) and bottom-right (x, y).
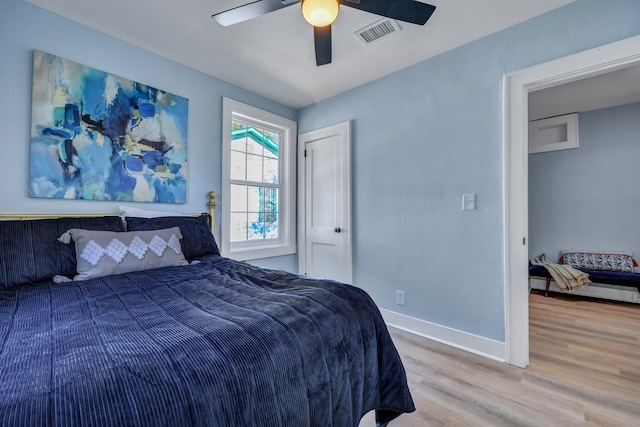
top-left (359, 291), bottom-right (640, 426)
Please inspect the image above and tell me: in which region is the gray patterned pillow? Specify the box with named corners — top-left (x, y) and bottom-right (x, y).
top-left (59, 227), bottom-right (189, 281)
top-left (560, 250), bottom-right (638, 272)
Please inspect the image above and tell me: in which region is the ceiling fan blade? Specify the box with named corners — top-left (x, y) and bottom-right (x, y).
top-left (213, 0), bottom-right (300, 26)
top-left (340, 0), bottom-right (436, 25)
top-left (314, 25), bottom-right (332, 66)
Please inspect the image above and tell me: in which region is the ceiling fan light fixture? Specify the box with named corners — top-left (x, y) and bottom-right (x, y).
top-left (302, 0), bottom-right (339, 27)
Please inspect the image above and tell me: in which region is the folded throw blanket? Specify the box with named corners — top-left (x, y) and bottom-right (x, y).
top-left (532, 254), bottom-right (591, 292)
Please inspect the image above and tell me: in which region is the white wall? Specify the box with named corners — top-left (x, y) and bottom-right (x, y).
top-left (529, 102), bottom-right (640, 261)
top-left (298, 0), bottom-right (640, 342)
top-left (0, 0), bottom-right (298, 271)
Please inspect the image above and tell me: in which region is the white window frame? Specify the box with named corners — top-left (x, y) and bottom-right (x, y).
top-left (221, 97), bottom-right (297, 260)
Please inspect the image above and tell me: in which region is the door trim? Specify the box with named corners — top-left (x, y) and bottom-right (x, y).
top-left (504, 35), bottom-right (640, 368)
top-left (298, 121), bottom-right (352, 283)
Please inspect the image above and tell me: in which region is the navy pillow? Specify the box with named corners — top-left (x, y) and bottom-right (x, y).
top-left (0, 216), bottom-right (125, 290)
top-left (125, 215), bottom-right (220, 259)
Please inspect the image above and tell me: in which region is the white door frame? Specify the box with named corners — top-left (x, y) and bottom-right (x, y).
top-left (298, 121), bottom-right (352, 283)
top-left (504, 35), bottom-right (640, 367)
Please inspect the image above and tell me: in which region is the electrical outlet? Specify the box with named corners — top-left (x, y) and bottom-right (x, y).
top-left (395, 290), bottom-right (406, 306)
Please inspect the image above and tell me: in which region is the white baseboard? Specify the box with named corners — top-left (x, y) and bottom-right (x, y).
top-left (380, 309), bottom-right (506, 362)
top-left (529, 277), bottom-right (640, 303)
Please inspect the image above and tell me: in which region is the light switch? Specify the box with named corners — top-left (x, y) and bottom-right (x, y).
top-left (462, 193), bottom-right (476, 210)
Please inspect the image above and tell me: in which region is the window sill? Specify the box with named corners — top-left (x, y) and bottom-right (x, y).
top-left (222, 243), bottom-right (296, 261)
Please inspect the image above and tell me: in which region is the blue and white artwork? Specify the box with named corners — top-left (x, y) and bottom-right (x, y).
top-left (30, 50), bottom-right (188, 203)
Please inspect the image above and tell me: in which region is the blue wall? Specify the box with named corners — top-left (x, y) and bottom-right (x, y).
top-left (298, 0), bottom-right (640, 341)
top-left (0, 0), bottom-right (298, 271)
top-left (3, 0), bottom-right (640, 343)
top-left (529, 102), bottom-right (640, 262)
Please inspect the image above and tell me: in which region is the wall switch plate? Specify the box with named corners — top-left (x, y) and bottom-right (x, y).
top-left (395, 290), bottom-right (406, 306)
top-left (462, 193), bottom-right (476, 210)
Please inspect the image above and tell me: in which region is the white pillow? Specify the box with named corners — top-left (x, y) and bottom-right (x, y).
top-left (119, 205), bottom-right (188, 218)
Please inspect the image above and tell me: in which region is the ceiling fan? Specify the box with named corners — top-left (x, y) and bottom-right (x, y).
top-left (212, 0), bottom-right (436, 66)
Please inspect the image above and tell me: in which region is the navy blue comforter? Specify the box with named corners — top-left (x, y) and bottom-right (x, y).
top-left (0, 255), bottom-right (414, 426)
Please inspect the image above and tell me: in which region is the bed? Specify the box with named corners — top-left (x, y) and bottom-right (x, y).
top-left (529, 264), bottom-right (640, 303)
top-left (0, 205), bottom-right (414, 426)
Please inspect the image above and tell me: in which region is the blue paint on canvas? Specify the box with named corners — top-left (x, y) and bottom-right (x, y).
top-left (30, 50), bottom-right (188, 203)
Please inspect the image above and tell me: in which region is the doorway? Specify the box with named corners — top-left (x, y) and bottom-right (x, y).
top-left (297, 121), bottom-right (352, 283)
top-left (504, 35), bottom-right (640, 367)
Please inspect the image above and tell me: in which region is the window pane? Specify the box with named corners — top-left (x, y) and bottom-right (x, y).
top-left (231, 121), bottom-right (249, 152)
top-left (230, 212), bottom-right (247, 242)
top-left (260, 187), bottom-right (278, 239)
top-left (247, 212), bottom-right (263, 240)
top-left (264, 217), bottom-right (278, 239)
top-left (232, 120), bottom-right (248, 130)
top-left (264, 146), bottom-right (278, 159)
top-left (246, 134), bottom-right (264, 155)
top-left (246, 154), bottom-right (263, 182)
top-left (230, 184), bottom-right (247, 212)
top-left (232, 136), bottom-right (248, 153)
top-left (231, 133), bottom-right (247, 152)
top-left (260, 187), bottom-right (278, 216)
top-left (230, 151), bottom-right (246, 181)
top-left (247, 186), bottom-right (260, 212)
top-left (263, 157), bottom-right (278, 184)
top-left (263, 131), bottom-right (279, 159)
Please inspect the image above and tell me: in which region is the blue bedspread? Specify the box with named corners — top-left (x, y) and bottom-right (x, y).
top-left (0, 255), bottom-right (414, 426)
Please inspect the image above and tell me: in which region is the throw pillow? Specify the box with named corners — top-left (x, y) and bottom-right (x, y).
top-left (126, 215), bottom-right (220, 259)
top-left (59, 227), bottom-right (188, 281)
top-left (560, 250), bottom-right (638, 272)
top-left (0, 216), bottom-right (124, 289)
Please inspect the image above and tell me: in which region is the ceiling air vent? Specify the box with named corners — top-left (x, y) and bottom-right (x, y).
top-left (355, 19), bottom-right (402, 45)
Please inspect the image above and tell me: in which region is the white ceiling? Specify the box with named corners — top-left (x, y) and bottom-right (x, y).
top-left (23, 0), bottom-right (575, 109)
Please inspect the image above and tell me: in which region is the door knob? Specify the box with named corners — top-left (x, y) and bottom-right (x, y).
top-left (334, 227), bottom-right (342, 233)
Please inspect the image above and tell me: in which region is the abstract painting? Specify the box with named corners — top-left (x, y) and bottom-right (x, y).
top-left (30, 50), bottom-right (188, 203)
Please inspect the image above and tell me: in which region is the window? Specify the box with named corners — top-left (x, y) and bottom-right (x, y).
top-left (221, 98), bottom-right (296, 260)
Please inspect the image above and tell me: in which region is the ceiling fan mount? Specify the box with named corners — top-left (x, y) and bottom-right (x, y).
top-left (212, 0), bottom-right (436, 66)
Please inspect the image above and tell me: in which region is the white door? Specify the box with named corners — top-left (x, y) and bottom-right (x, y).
top-left (298, 121), bottom-right (351, 283)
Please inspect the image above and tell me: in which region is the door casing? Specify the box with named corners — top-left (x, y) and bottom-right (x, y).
top-left (504, 35), bottom-right (640, 367)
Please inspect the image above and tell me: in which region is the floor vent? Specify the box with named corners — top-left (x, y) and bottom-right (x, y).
top-left (355, 19), bottom-right (401, 45)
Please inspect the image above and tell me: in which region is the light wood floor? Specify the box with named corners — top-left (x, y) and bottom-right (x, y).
top-left (360, 291), bottom-right (640, 426)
